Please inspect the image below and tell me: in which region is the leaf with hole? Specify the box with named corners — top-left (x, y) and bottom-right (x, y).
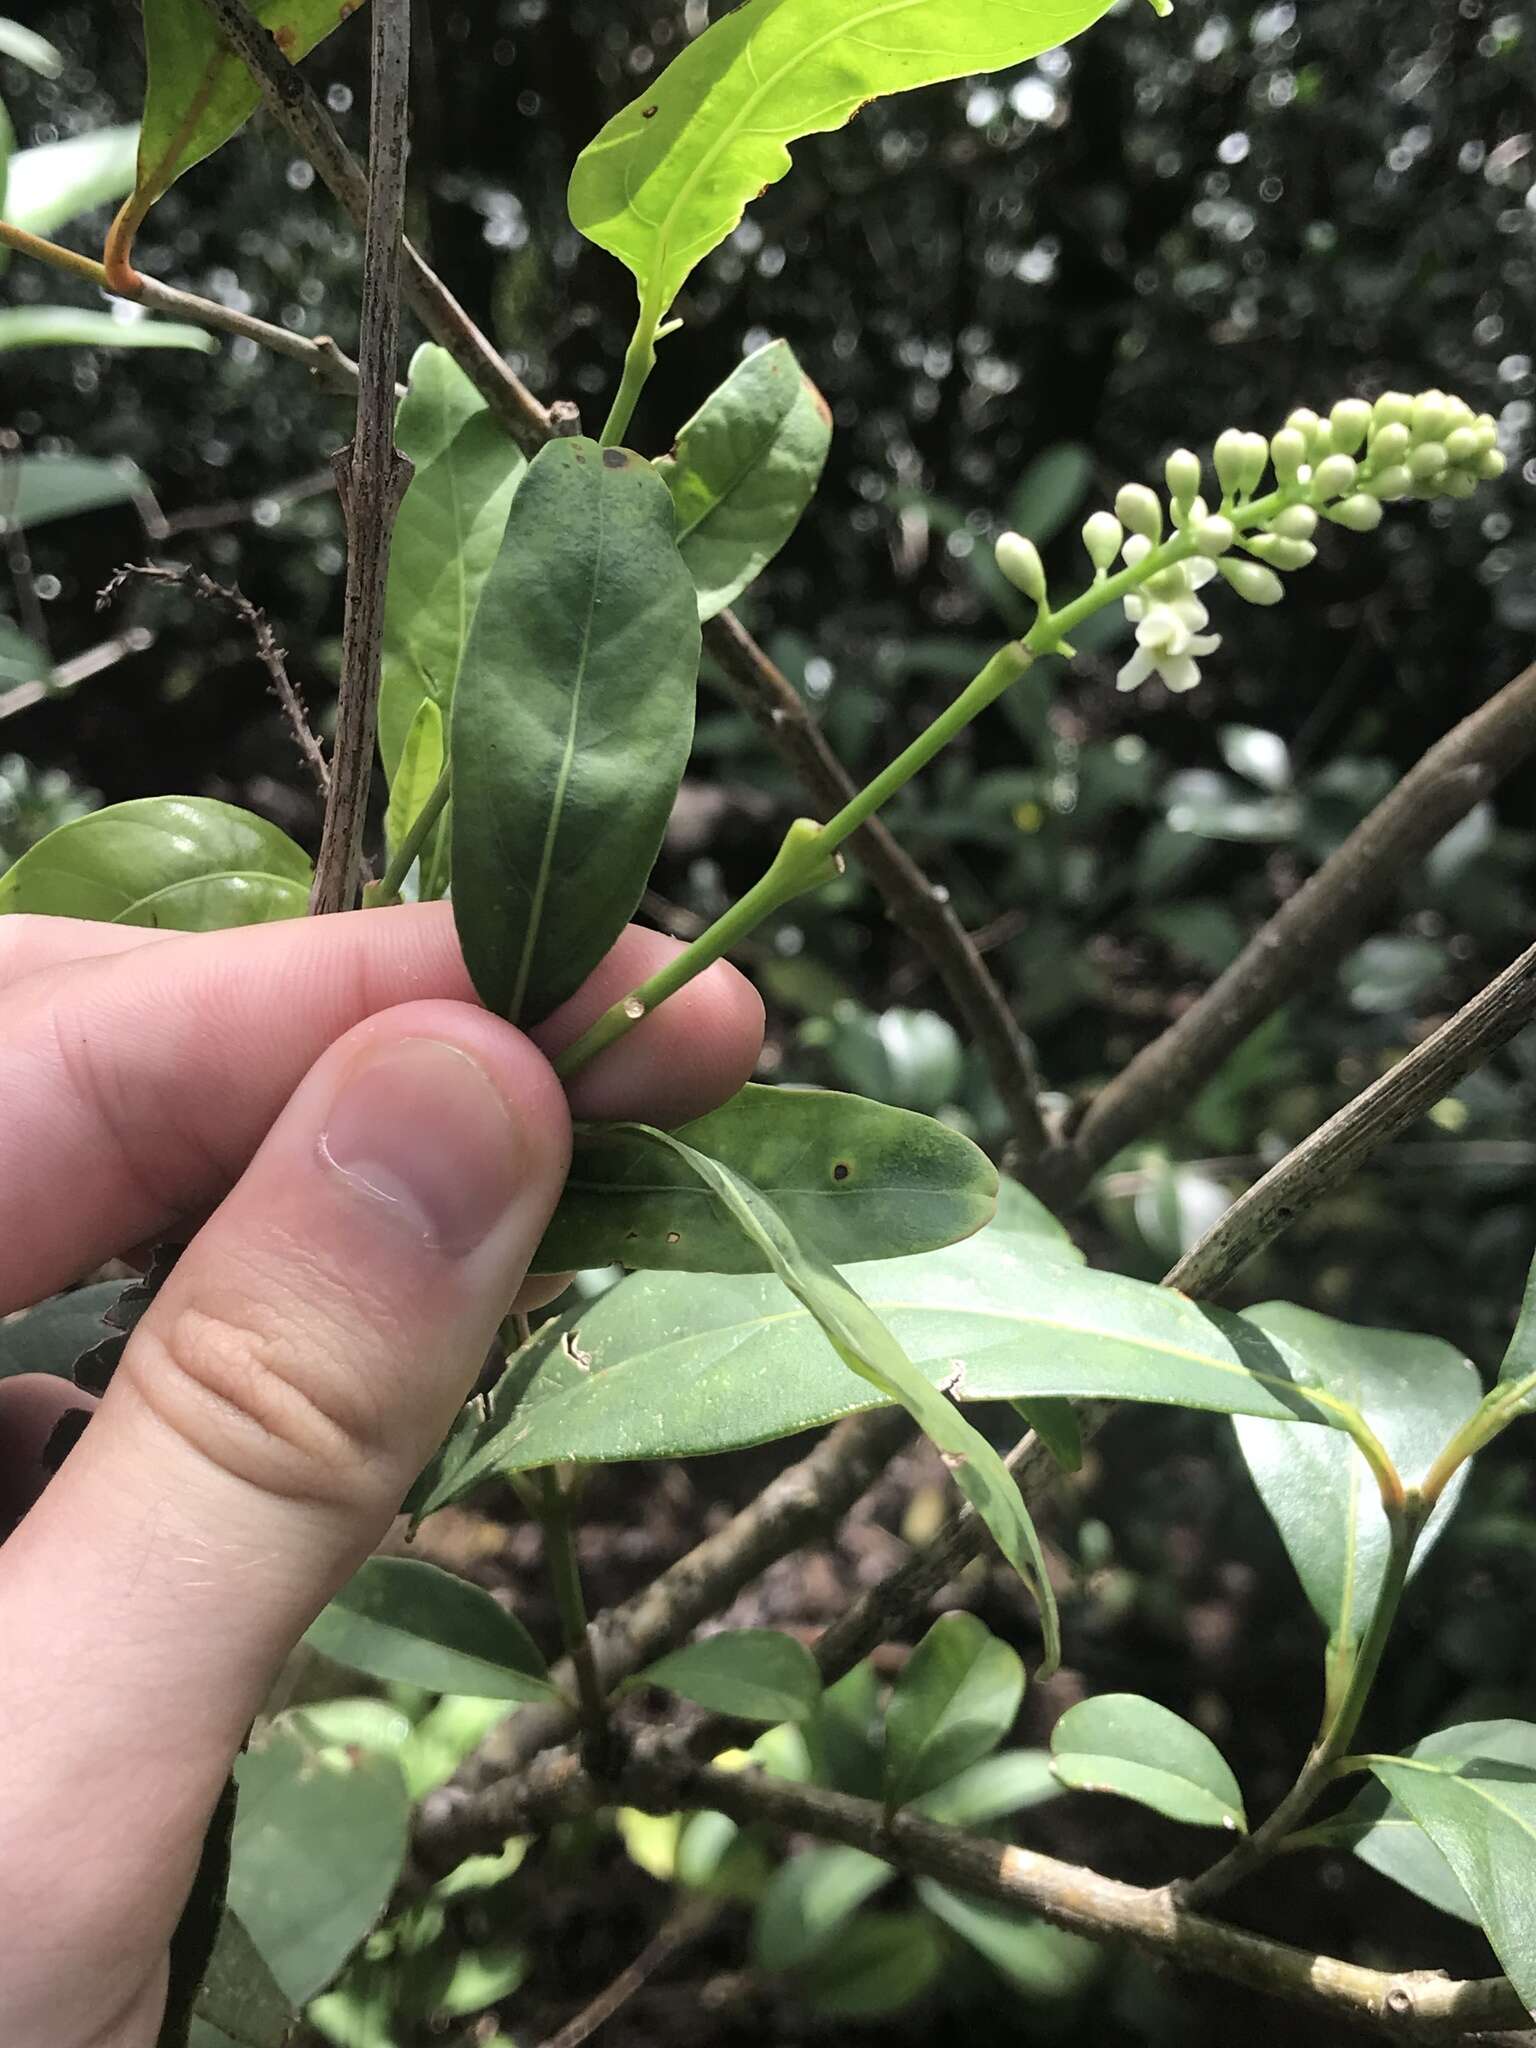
top-left (637, 1628), bottom-right (822, 1723)
top-left (304, 1558), bottom-right (554, 1703)
top-left (1232, 1303), bottom-right (1482, 1642)
top-left (450, 437), bottom-right (699, 1022)
top-left (534, 1084), bottom-right (997, 1274)
top-left (658, 338), bottom-right (830, 620)
top-left (884, 1612), bottom-right (1025, 1809)
top-left (1050, 1694), bottom-right (1246, 1832)
top-left (3, 125), bottom-right (138, 236)
top-left (0, 797), bottom-right (312, 927)
top-left (228, 1721), bottom-right (410, 2006)
top-left (568, 0), bottom-right (1116, 322)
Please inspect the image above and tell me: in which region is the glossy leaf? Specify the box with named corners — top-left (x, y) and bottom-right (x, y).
top-left (914, 1881), bottom-right (1100, 1999)
top-left (0, 1282), bottom-right (126, 1382)
top-left (753, 1845), bottom-right (895, 1972)
top-left (798, 1910), bottom-right (946, 2017)
top-left (229, 1722), bottom-right (410, 2006)
top-left (884, 1612), bottom-right (1025, 1809)
top-left (1050, 1694), bottom-right (1246, 1832)
top-left (1232, 1303), bottom-right (1482, 1641)
top-left (637, 1628), bottom-right (822, 1723)
top-left (568, 0), bottom-right (1115, 320)
top-left (450, 437), bottom-right (699, 1022)
top-left (304, 1558), bottom-right (555, 1703)
top-left (3, 125), bottom-right (138, 235)
top-left (377, 410), bottom-right (524, 787)
top-left (0, 306), bottom-right (217, 352)
top-left (657, 339), bottom-right (830, 619)
top-left (1369, 1742), bottom-right (1536, 2010)
top-left (0, 452), bottom-right (144, 527)
top-left (911, 1749), bottom-right (1059, 1828)
top-left (415, 1226), bottom-right (1357, 1517)
top-left (0, 21), bottom-right (64, 76)
top-left (0, 797), bottom-right (312, 928)
top-left (1324, 1721), bottom-right (1536, 1925)
top-left (534, 1084), bottom-right (997, 1274)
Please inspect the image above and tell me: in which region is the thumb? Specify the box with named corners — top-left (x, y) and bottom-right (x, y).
top-left (0, 1001), bottom-right (568, 2032)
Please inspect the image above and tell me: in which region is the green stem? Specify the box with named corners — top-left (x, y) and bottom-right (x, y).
top-left (1421, 1373), bottom-right (1536, 1502)
top-left (555, 642), bottom-right (1031, 1079)
top-left (369, 761), bottom-right (452, 907)
top-left (538, 1470), bottom-right (608, 1748)
top-left (601, 302), bottom-right (660, 449)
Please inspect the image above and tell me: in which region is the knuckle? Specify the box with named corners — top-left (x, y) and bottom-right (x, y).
top-left (123, 1287), bottom-right (388, 1509)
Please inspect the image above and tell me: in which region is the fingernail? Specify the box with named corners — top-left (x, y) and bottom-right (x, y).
top-left (319, 1038), bottom-right (521, 1254)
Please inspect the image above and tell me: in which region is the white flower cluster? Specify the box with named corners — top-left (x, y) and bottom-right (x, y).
top-left (994, 389), bottom-right (1506, 699)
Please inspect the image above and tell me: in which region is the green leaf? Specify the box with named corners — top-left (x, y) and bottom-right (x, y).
top-left (0, 616), bottom-right (45, 687)
top-left (1498, 1245), bottom-right (1536, 1393)
top-left (0, 1282), bottom-right (127, 1382)
top-left (417, 1228), bottom-right (1357, 1518)
top-left (884, 1612), bottom-right (1025, 1809)
top-left (377, 411), bottom-right (524, 787)
top-left (568, 0), bottom-right (1116, 321)
top-left (392, 342), bottom-right (487, 467)
top-left (0, 305), bottom-right (218, 352)
top-left (0, 796), bottom-right (312, 927)
top-left (3, 125), bottom-right (138, 236)
top-left (805, 1660), bottom-right (883, 1801)
top-left (382, 698), bottom-right (446, 886)
top-left (0, 452), bottom-right (144, 528)
top-left (991, 1174), bottom-right (1083, 1259)
top-left (913, 1881), bottom-right (1100, 1999)
top-left (304, 1558), bottom-right (555, 1703)
top-left (535, 1084), bottom-right (997, 1275)
top-left (1232, 1303), bottom-right (1482, 1641)
top-left (657, 339), bottom-right (830, 620)
top-left (450, 437), bottom-right (700, 1023)
top-left (0, 20), bottom-right (65, 77)
top-left (229, 1722), bottom-right (410, 2006)
top-left (123, 1), bottom-right (361, 236)
top-left (797, 1910), bottom-right (945, 2017)
top-left (1049, 1694), bottom-right (1246, 1832)
top-left (187, 1910), bottom-right (295, 2048)
top-left (910, 1749), bottom-right (1059, 1828)
top-left (753, 1846), bottom-right (895, 1973)
top-left (1007, 443), bottom-right (1094, 548)
top-left (637, 1628), bottom-right (822, 1723)
top-left (1369, 1742), bottom-right (1536, 2009)
top-left (1011, 1398), bottom-right (1083, 1473)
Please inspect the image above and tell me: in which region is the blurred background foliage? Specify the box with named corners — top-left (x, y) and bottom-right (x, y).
top-left (3, 0), bottom-right (1536, 2041)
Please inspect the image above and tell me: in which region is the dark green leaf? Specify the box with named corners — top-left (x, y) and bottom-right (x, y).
top-left (4, 126), bottom-right (138, 236)
top-left (797, 1910), bottom-right (945, 2017)
top-left (0, 1282), bottom-right (127, 1382)
top-left (1233, 1303), bottom-right (1482, 1641)
top-left (185, 1911), bottom-right (295, 2048)
top-left (638, 1628), bottom-right (822, 1723)
top-left (658, 339), bottom-right (830, 620)
top-left (0, 452), bottom-right (144, 528)
top-left (885, 1612), bottom-right (1025, 1808)
top-left (1011, 1399), bottom-right (1083, 1472)
top-left (534, 1084), bottom-right (997, 1274)
top-left (568, 0), bottom-right (1115, 320)
top-left (0, 617), bottom-right (46, 688)
top-left (229, 1723), bottom-right (410, 2006)
top-left (304, 1558), bottom-right (555, 1703)
top-left (450, 437), bottom-right (699, 1022)
top-left (0, 797), bottom-right (312, 927)
top-left (805, 1660), bottom-right (884, 1802)
top-left (914, 1880), bottom-right (1100, 1999)
top-left (753, 1846), bottom-right (895, 1973)
top-left (0, 306), bottom-right (217, 352)
top-left (1050, 1694), bottom-right (1246, 1832)
top-left (1007, 443), bottom-right (1093, 548)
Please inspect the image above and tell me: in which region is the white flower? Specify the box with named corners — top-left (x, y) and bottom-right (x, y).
top-left (1117, 582), bottom-right (1221, 694)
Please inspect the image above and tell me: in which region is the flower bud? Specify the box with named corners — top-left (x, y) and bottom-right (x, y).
top-left (995, 531), bottom-right (1048, 603)
top-left (1218, 557), bottom-right (1285, 606)
top-left (1272, 504), bottom-right (1318, 540)
top-left (1327, 494), bottom-right (1384, 532)
top-left (1165, 447), bottom-right (1202, 505)
top-left (1409, 441), bottom-right (1448, 481)
top-left (1472, 414), bottom-right (1499, 450)
top-left (1368, 423), bottom-right (1411, 468)
top-left (1082, 510), bottom-right (1124, 571)
top-left (1365, 465), bottom-right (1412, 502)
top-left (1192, 515), bottom-right (1236, 555)
top-left (1329, 398), bottom-right (1372, 454)
top-left (1444, 426), bottom-right (1480, 465)
top-left (1311, 454), bottom-right (1359, 500)
top-left (1244, 534), bottom-right (1317, 571)
top-left (1115, 483), bottom-right (1164, 540)
top-left (1477, 448), bottom-right (1508, 481)
top-left (1438, 469), bottom-right (1478, 500)
top-left (1411, 390), bottom-right (1451, 443)
top-left (1214, 428), bottom-right (1253, 497)
top-left (1285, 407), bottom-right (1324, 450)
top-left (1269, 428), bottom-right (1308, 484)
top-left (1372, 391), bottom-right (1414, 431)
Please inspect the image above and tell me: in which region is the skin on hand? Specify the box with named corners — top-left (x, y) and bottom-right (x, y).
top-left (0, 905), bottom-right (763, 2048)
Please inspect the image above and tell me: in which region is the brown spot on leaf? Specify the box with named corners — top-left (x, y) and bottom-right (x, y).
top-left (832, 1161), bottom-right (852, 1182)
top-left (275, 22), bottom-right (298, 50)
top-left (602, 447), bottom-right (629, 469)
top-left (641, 105), bottom-right (659, 120)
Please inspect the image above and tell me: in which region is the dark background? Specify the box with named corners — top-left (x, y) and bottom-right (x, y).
top-left (3, 1), bottom-right (1536, 2040)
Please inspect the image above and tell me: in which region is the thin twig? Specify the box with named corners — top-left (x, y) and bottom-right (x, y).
top-left (1035, 660), bottom-right (1536, 1206)
top-left (1167, 934), bottom-right (1536, 1298)
top-left (532, 1897), bottom-right (721, 2048)
top-left (191, 0), bottom-right (552, 455)
top-left (309, 0), bottom-right (412, 914)
top-left (0, 629), bottom-right (156, 723)
top-left (97, 563), bottom-right (329, 795)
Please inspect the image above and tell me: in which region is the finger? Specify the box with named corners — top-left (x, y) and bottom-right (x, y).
top-left (0, 1375), bottom-right (95, 1534)
top-left (0, 906), bottom-right (762, 1311)
top-left (0, 1000), bottom-right (569, 2032)
top-left (0, 911), bottom-right (177, 993)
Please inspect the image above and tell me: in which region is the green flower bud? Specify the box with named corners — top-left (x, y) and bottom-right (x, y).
top-left (1273, 504), bottom-right (1318, 540)
top-left (1372, 391), bottom-right (1414, 431)
top-left (1438, 469), bottom-right (1477, 500)
top-left (1270, 428), bottom-right (1308, 483)
top-left (1327, 494), bottom-right (1384, 532)
top-left (1286, 406), bottom-right (1325, 450)
top-left (1409, 441), bottom-right (1448, 480)
top-left (1444, 426), bottom-right (1481, 465)
top-left (1082, 510), bottom-right (1124, 572)
top-left (1115, 483), bottom-right (1163, 540)
top-left (1365, 465), bottom-right (1413, 502)
top-left (1329, 398), bottom-right (1372, 454)
top-left (1244, 534), bottom-right (1317, 571)
top-left (995, 530), bottom-right (1048, 603)
top-left (1477, 447), bottom-right (1508, 481)
top-left (1311, 454), bottom-right (1359, 500)
top-left (1218, 557), bottom-right (1286, 606)
top-left (1368, 422), bottom-right (1411, 468)
top-left (1165, 447), bottom-right (1202, 505)
top-left (1411, 391), bottom-right (1451, 443)
top-left (1146, 565), bottom-right (1191, 599)
top-left (1473, 414), bottom-right (1499, 450)
top-left (1192, 515), bottom-right (1236, 555)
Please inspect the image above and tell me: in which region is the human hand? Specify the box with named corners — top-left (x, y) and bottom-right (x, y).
top-left (0, 905), bottom-right (762, 2047)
